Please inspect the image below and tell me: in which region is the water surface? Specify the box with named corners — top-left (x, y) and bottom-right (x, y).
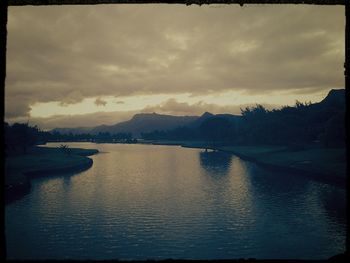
top-left (5, 143), bottom-right (346, 260)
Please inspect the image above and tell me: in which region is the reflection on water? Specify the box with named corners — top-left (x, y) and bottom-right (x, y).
top-left (319, 186), bottom-right (347, 227)
top-left (5, 143), bottom-right (346, 260)
top-left (199, 151), bottom-right (232, 177)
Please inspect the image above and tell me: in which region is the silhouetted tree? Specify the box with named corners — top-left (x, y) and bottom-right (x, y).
top-left (319, 112), bottom-right (345, 147)
top-left (59, 144), bottom-right (72, 155)
top-left (5, 123), bottom-right (40, 154)
top-left (199, 117), bottom-right (233, 147)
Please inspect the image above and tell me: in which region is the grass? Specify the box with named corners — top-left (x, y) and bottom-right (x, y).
top-left (258, 148), bottom-right (346, 178)
top-left (30, 146), bottom-right (98, 156)
top-left (142, 140), bottom-right (185, 146)
top-left (140, 140), bottom-right (209, 147)
top-left (218, 145), bottom-right (287, 158)
top-left (5, 146), bottom-right (98, 186)
top-left (218, 145), bottom-right (346, 180)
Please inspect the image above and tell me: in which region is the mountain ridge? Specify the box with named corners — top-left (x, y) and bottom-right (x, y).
top-left (51, 89), bottom-right (345, 137)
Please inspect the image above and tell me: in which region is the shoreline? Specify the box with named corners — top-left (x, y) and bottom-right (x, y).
top-left (5, 146), bottom-right (99, 204)
top-left (6, 141), bottom-right (345, 204)
top-left (142, 140), bottom-right (346, 188)
top-left (216, 147), bottom-right (346, 188)
top-left (42, 141), bottom-right (346, 188)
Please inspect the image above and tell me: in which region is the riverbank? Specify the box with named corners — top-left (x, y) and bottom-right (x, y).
top-left (5, 146), bottom-right (99, 204)
top-left (141, 140), bottom-right (346, 187)
top-left (218, 146), bottom-right (346, 187)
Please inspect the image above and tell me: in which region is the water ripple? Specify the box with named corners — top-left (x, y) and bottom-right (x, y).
top-left (6, 143), bottom-right (346, 260)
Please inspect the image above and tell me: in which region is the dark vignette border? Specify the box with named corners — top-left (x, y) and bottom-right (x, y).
top-left (0, 0), bottom-right (348, 262)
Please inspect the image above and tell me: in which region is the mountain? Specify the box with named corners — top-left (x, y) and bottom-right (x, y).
top-left (89, 113), bottom-right (198, 137)
top-left (318, 89), bottom-right (345, 108)
top-left (50, 111), bottom-right (241, 138)
top-left (50, 89), bottom-right (345, 138)
top-left (304, 89), bottom-right (345, 120)
top-left (187, 112), bottom-right (241, 128)
top-left (187, 112), bottom-right (214, 128)
top-left (215, 113), bottom-right (242, 124)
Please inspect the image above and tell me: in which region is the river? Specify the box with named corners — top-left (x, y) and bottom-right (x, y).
top-left (5, 142), bottom-right (346, 260)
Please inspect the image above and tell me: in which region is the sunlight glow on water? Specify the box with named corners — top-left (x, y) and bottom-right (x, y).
top-left (5, 143), bottom-right (346, 260)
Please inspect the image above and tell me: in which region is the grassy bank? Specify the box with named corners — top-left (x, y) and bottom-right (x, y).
top-left (218, 146), bottom-right (346, 184)
top-left (5, 146), bottom-right (98, 203)
top-left (140, 140), bottom-right (208, 147)
top-left (141, 140), bottom-right (346, 186)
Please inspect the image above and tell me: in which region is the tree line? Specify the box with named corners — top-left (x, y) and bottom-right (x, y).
top-left (4, 122), bottom-right (137, 156)
top-left (141, 100), bottom-right (345, 148)
top-left (49, 131), bottom-right (136, 143)
top-left (4, 122), bottom-right (50, 155)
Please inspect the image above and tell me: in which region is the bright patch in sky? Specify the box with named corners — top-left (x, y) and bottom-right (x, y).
top-left (30, 94), bottom-right (189, 117)
top-left (30, 89), bottom-right (330, 118)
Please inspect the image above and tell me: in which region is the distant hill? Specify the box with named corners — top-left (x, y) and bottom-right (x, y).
top-left (50, 111), bottom-right (241, 137)
top-left (89, 113), bottom-right (198, 137)
top-left (50, 89), bottom-right (344, 138)
top-left (187, 112), bottom-right (214, 128)
top-left (187, 112), bottom-right (242, 128)
top-left (313, 89), bottom-right (345, 109)
top-left (304, 89), bottom-right (345, 120)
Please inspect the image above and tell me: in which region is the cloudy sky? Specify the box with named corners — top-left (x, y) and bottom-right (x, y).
top-left (5, 4), bottom-right (344, 129)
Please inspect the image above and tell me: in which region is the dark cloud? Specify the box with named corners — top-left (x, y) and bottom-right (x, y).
top-left (5, 98), bottom-right (32, 118)
top-left (5, 4), bottom-right (344, 121)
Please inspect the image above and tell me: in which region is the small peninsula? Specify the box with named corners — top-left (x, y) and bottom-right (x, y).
top-left (5, 146), bottom-right (99, 204)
